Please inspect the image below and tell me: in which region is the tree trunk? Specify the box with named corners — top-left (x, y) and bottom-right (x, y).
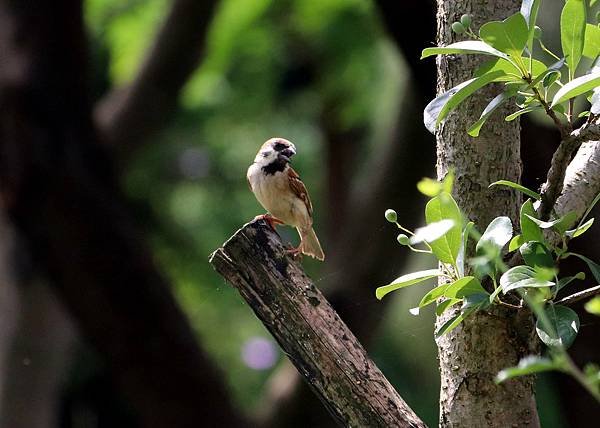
top-left (210, 219), bottom-right (426, 428)
top-left (434, 1), bottom-right (540, 426)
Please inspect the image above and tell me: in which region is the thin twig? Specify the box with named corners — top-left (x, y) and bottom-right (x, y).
top-left (556, 285), bottom-right (600, 306)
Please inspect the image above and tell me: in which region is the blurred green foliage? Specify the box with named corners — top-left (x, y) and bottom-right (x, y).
top-left (82, 0), bottom-right (569, 425)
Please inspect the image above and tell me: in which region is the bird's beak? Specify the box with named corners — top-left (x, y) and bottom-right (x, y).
top-left (280, 148), bottom-right (296, 163)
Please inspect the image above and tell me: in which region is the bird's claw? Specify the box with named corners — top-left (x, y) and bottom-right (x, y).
top-left (254, 214), bottom-right (284, 230)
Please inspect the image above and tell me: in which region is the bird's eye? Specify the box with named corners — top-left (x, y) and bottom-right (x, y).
top-left (273, 142), bottom-right (287, 152)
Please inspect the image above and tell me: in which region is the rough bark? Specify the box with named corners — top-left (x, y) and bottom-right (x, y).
top-left (434, 1), bottom-right (540, 426)
top-left (0, 1), bottom-right (244, 426)
top-left (209, 219), bottom-right (426, 428)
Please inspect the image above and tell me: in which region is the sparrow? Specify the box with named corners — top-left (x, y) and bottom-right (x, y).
top-left (247, 138), bottom-right (325, 261)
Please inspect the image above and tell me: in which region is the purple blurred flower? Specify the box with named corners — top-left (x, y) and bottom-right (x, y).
top-left (242, 337), bottom-right (278, 370)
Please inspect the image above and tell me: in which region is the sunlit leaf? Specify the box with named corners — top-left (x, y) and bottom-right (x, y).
top-left (585, 296), bottom-right (600, 316)
top-left (521, 199), bottom-right (544, 242)
top-left (496, 356), bottom-right (559, 383)
top-left (509, 234), bottom-right (525, 252)
top-left (566, 217), bottom-right (595, 238)
top-left (375, 269), bottom-right (443, 300)
top-left (500, 265), bottom-right (554, 293)
top-left (476, 216), bottom-right (513, 254)
top-left (410, 219), bottom-right (455, 245)
top-left (520, 241), bottom-right (554, 269)
top-left (480, 13), bottom-right (529, 68)
top-left (424, 193), bottom-right (463, 264)
top-left (583, 24), bottom-right (600, 59)
top-left (489, 180), bottom-right (541, 200)
top-left (521, 0), bottom-right (542, 52)
top-left (551, 72), bottom-right (600, 106)
top-left (436, 298), bottom-right (461, 316)
top-left (424, 70), bottom-right (506, 133)
top-left (421, 41), bottom-right (510, 60)
top-left (561, 0), bottom-right (587, 74)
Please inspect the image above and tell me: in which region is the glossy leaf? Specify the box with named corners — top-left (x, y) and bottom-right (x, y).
top-left (375, 269), bottom-right (443, 300)
top-left (476, 216), bottom-right (513, 254)
top-left (505, 105), bottom-right (542, 121)
top-left (474, 57), bottom-right (546, 81)
top-left (456, 221), bottom-right (474, 277)
top-left (521, 199), bottom-right (544, 242)
top-left (509, 234), bottom-right (525, 252)
top-left (444, 276), bottom-right (487, 299)
top-left (520, 0), bottom-right (542, 51)
top-left (436, 298), bottom-right (461, 316)
top-left (468, 91), bottom-right (512, 137)
top-left (520, 241), bottom-right (554, 269)
top-left (421, 41), bottom-right (510, 60)
top-left (489, 180), bottom-right (541, 200)
top-left (424, 193), bottom-right (463, 264)
top-left (566, 217), bottom-right (594, 238)
top-left (561, 0), bottom-right (587, 73)
top-left (551, 72), bottom-right (600, 106)
top-left (496, 356), bottom-right (559, 383)
top-left (410, 219), bottom-right (455, 245)
top-left (536, 304), bottom-right (580, 348)
top-left (424, 70), bottom-right (506, 133)
top-left (583, 24), bottom-right (600, 59)
top-left (480, 13), bottom-right (528, 67)
top-left (500, 265), bottom-right (554, 293)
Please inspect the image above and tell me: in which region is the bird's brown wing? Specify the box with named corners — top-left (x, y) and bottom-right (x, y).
top-left (287, 167), bottom-right (313, 218)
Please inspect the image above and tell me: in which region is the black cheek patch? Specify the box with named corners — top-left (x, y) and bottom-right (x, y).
top-left (262, 158), bottom-right (287, 175)
top-left (273, 142), bottom-right (287, 152)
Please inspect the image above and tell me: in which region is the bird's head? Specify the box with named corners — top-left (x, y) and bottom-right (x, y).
top-left (254, 137), bottom-right (297, 166)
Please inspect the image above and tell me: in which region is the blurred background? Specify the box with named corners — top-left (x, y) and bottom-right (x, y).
top-left (0, 0), bottom-right (598, 427)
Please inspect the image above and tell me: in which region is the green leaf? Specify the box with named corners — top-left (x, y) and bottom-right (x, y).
top-left (505, 105), bottom-right (542, 121)
top-left (509, 234), bottom-right (525, 252)
top-left (410, 219), bottom-right (455, 246)
top-left (489, 180), bottom-right (541, 200)
top-left (436, 298), bottom-right (461, 316)
top-left (480, 13), bottom-right (529, 68)
top-left (521, 199), bottom-right (544, 242)
top-left (566, 217), bottom-right (594, 238)
top-left (424, 193), bottom-right (463, 264)
top-left (476, 216), bottom-right (513, 254)
top-left (424, 70), bottom-right (506, 133)
top-left (524, 211), bottom-right (577, 233)
top-left (375, 269), bottom-right (443, 300)
top-left (417, 177), bottom-right (443, 197)
top-left (474, 57), bottom-right (547, 81)
top-left (444, 276), bottom-right (487, 298)
top-left (420, 284), bottom-right (450, 308)
top-left (500, 265), bottom-right (555, 293)
top-left (551, 72), bottom-right (600, 106)
top-left (421, 41), bottom-right (510, 60)
top-left (468, 91), bottom-right (512, 137)
top-left (496, 356), bottom-right (559, 383)
top-left (456, 221), bottom-right (474, 277)
top-left (585, 296), bottom-right (600, 315)
top-left (435, 296), bottom-right (485, 337)
top-left (568, 253), bottom-right (600, 283)
top-left (536, 304), bottom-right (580, 348)
top-left (583, 24), bottom-right (600, 59)
top-left (555, 272), bottom-right (585, 293)
top-left (521, 0), bottom-right (542, 52)
top-left (520, 241), bottom-right (555, 269)
top-left (561, 0), bottom-right (587, 74)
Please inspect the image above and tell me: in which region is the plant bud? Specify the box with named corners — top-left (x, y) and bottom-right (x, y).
top-left (460, 14), bottom-right (472, 28)
top-left (385, 209), bottom-right (398, 223)
top-left (452, 22), bottom-right (466, 34)
top-left (397, 234), bottom-right (410, 246)
top-left (533, 26), bottom-right (542, 39)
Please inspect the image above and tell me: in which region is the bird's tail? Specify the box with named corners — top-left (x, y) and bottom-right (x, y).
top-left (299, 227), bottom-right (325, 261)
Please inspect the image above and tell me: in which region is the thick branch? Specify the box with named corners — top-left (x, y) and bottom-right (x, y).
top-left (539, 118), bottom-right (600, 219)
top-left (209, 220), bottom-right (426, 428)
top-left (95, 0), bottom-right (218, 153)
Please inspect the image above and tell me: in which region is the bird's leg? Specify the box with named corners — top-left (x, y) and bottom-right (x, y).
top-left (286, 246), bottom-right (303, 259)
top-left (254, 213), bottom-right (284, 230)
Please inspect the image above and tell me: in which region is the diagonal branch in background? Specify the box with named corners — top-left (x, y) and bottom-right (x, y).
top-left (539, 117), bottom-right (600, 220)
top-left (95, 0), bottom-right (219, 154)
top-left (209, 220), bottom-right (426, 428)
top-left (0, 1), bottom-right (244, 426)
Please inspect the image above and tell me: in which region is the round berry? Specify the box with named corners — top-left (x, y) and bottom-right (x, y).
top-left (397, 234), bottom-right (410, 246)
top-left (452, 22), bottom-right (466, 34)
top-left (460, 14), bottom-right (472, 28)
top-left (385, 209), bottom-right (398, 223)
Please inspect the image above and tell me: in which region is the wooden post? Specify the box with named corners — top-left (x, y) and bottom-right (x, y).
top-left (209, 220), bottom-right (426, 428)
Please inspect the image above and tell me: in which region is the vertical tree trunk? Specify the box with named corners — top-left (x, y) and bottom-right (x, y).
top-left (434, 1), bottom-right (540, 426)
